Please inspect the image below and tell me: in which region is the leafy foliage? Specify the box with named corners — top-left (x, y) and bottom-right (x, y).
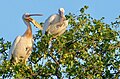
top-left (0, 6), bottom-right (120, 79)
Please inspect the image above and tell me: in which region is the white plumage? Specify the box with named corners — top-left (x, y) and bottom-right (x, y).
top-left (8, 13), bottom-right (42, 64)
top-left (8, 36), bottom-right (33, 64)
top-left (43, 8), bottom-right (68, 38)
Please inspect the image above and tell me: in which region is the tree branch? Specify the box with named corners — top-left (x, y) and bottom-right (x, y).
top-left (49, 51), bottom-right (59, 65)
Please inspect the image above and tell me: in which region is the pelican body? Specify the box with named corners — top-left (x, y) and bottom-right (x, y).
top-left (29, 8), bottom-right (68, 38)
top-left (8, 13), bottom-right (43, 64)
top-left (43, 8), bottom-right (68, 38)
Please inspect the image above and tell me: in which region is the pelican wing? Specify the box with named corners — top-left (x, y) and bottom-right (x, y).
top-left (8, 36), bottom-right (21, 60)
top-left (56, 20), bottom-right (68, 36)
top-left (47, 20), bottom-right (68, 35)
top-left (43, 14), bottom-right (58, 34)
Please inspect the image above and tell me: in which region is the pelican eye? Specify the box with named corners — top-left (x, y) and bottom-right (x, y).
top-left (25, 15), bottom-right (29, 17)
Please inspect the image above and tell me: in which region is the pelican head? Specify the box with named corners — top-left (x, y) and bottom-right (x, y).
top-left (22, 13), bottom-right (43, 21)
top-left (58, 8), bottom-right (65, 17)
top-left (22, 13), bottom-right (43, 30)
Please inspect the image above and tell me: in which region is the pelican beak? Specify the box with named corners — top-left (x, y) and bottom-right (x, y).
top-left (30, 18), bottom-right (43, 30)
top-left (29, 14), bottom-right (43, 30)
top-left (29, 14), bottom-right (43, 16)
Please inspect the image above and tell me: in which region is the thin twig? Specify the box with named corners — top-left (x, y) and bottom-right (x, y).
top-left (49, 52), bottom-right (59, 65)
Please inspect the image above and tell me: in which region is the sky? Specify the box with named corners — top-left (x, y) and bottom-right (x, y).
top-left (0, 0), bottom-right (120, 42)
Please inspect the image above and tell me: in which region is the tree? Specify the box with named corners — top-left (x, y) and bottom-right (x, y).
top-left (0, 6), bottom-right (120, 79)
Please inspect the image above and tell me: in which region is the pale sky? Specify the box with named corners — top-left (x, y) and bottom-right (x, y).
top-left (0, 0), bottom-right (120, 42)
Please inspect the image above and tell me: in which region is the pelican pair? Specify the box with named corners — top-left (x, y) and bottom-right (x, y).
top-left (8, 8), bottom-right (68, 64)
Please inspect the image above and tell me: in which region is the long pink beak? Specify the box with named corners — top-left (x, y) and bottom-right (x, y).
top-left (29, 14), bottom-right (43, 16)
top-left (27, 14), bottom-right (43, 30)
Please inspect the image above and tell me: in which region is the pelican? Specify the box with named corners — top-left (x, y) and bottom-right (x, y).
top-left (29, 8), bottom-right (68, 38)
top-left (43, 8), bottom-right (68, 38)
top-left (8, 13), bottom-right (43, 64)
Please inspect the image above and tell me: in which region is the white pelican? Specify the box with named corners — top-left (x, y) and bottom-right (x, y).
top-left (43, 8), bottom-right (68, 38)
top-left (8, 13), bottom-right (43, 64)
top-left (29, 8), bottom-right (68, 38)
